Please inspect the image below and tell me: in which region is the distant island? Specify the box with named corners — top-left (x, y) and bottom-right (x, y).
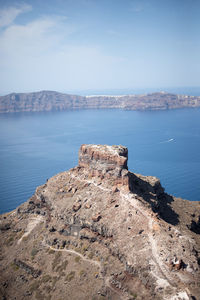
top-left (0, 90), bottom-right (200, 113)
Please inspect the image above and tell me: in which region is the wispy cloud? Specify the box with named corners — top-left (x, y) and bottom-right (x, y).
top-left (0, 5), bottom-right (125, 92)
top-left (0, 4), bottom-right (32, 28)
top-left (1, 1), bottom-right (194, 93)
top-left (0, 16), bottom-right (66, 56)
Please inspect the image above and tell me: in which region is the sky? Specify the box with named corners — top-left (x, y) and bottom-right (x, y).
top-left (0, 0), bottom-right (199, 94)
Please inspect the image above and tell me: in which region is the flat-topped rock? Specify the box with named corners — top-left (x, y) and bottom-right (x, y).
top-left (79, 144), bottom-right (128, 181)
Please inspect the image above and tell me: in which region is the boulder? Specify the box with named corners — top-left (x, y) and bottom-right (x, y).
top-left (73, 203), bottom-right (81, 212)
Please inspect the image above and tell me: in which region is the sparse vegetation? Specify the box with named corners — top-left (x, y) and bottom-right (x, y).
top-left (64, 243), bottom-right (69, 249)
top-left (55, 259), bottom-right (68, 272)
top-left (130, 291), bottom-right (137, 299)
top-left (79, 269), bottom-right (86, 277)
top-left (10, 262), bottom-right (19, 271)
top-left (74, 255), bottom-right (81, 263)
top-left (81, 244), bottom-right (89, 253)
top-left (51, 276), bottom-right (59, 287)
top-left (6, 235), bottom-right (14, 246)
top-left (105, 255), bottom-right (110, 262)
top-left (22, 235), bottom-right (29, 242)
top-left (17, 230), bottom-right (25, 239)
top-left (41, 274), bottom-right (51, 283)
top-left (31, 247), bottom-right (39, 258)
top-left (65, 271), bottom-right (75, 282)
top-left (52, 252), bottom-right (62, 270)
top-left (88, 252), bottom-right (94, 259)
top-left (73, 246), bottom-right (82, 254)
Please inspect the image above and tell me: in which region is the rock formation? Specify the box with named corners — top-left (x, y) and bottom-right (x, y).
top-left (79, 144), bottom-right (129, 186)
top-left (0, 144), bottom-right (200, 300)
top-left (0, 90), bottom-right (200, 113)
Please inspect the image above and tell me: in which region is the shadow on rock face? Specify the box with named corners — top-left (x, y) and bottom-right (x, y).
top-left (129, 173), bottom-right (179, 226)
top-left (188, 217), bottom-right (200, 234)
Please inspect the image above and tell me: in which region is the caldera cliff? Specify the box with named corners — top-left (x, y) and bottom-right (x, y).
top-left (0, 145), bottom-right (200, 300)
top-left (0, 90), bottom-right (200, 113)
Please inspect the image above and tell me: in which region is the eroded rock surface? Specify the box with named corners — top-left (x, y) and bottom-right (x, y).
top-left (0, 144), bottom-right (200, 300)
top-left (79, 144), bottom-right (129, 186)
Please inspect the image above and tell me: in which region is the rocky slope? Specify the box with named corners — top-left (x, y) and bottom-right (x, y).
top-left (0, 144), bottom-right (200, 300)
top-left (0, 90), bottom-right (200, 113)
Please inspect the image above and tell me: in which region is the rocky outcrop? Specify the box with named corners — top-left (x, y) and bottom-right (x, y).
top-left (79, 144), bottom-right (129, 187)
top-left (0, 144), bottom-right (200, 300)
top-left (0, 90), bottom-right (200, 113)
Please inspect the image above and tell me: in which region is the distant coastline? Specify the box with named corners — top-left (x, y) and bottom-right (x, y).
top-left (1, 90), bottom-right (200, 113)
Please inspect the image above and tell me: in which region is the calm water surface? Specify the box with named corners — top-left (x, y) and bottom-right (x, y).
top-left (0, 108), bottom-right (200, 213)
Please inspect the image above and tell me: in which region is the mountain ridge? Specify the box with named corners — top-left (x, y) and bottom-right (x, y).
top-left (1, 90), bottom-right (200, 113)
top-left (0, 144), bottom-right (200, 299)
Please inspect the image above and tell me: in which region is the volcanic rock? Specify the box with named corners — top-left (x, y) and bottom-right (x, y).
top-left (72, 203), bottom-right (81, 212)
top-left (79, 144), bottom-right (129, 186)
top-left (0, 144), bottom-right (200, 300)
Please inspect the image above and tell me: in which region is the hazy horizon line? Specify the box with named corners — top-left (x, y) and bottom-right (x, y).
top-left (1, 86), bottom-right (200, 97)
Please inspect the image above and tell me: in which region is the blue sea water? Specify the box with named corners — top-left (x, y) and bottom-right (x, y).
top-left (0, 108), bottom-right (200, 214)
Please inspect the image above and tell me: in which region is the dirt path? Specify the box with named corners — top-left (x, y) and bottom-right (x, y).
top-left (44, 243), bottom-right (129, 300)
top-left (69, 173), bottom-right (190, 299)
top-left (49, 245), bottom-right (101, 269)
top-left (121, 192), bottom-right (173, 284)
top-left (71, 174), bottom-right (171, 285)
top-left (121, 192), bottom-right (191, 300)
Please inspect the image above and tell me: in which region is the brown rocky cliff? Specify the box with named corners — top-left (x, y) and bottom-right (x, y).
top-left (0, 144), bottom-right (200, 300)
top-left (79, 144), bottom-right (129, 187)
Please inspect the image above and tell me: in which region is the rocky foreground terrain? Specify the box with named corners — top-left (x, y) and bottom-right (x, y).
top-left (0, 144), bottom-right (200, 300)
top-left (0, 90), bottom-right (200, 113)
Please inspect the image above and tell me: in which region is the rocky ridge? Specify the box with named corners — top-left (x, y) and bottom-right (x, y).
top-left (0, 144), bottom-right (200, 300)
top-left (0, 90), bottom-right (200, 113)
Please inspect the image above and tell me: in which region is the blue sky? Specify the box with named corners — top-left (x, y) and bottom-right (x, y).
top-left (0, 0), bottom-right (199, 94)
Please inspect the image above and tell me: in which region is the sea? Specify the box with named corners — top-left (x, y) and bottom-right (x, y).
top-left (0, 103), bottom-right (200, 213)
